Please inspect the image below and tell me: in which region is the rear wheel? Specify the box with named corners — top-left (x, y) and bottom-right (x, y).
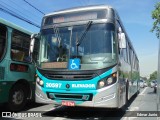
top-left (154, 87), bottom-right (157, 93)
top-left (7, 84), bottom-right (27, 111)
top-left (136, 83), bottom-right (140, 96)
top-left (125, 82), bottom-right (129, 104)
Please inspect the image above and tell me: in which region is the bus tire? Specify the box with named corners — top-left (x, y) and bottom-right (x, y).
top-left (136, 89), bottom-right (140, 96)
top-left (7, 83), bottom-right (27, 112)
top-left (125, 82), bottom-right (129, 104)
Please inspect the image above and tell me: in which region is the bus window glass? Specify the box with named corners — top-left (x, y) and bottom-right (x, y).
top-left (132, 53), bottom-right (135, 69)
top-left (11, 30), bottom-right (31, 62)
top-left (121, 35), bottom-right (127, 62)
top-left (40, 23), bottom-right (117, 70)
top-left (122, 48), bottom-right (127, 62)
top-left (127, 43), bottom-right (131, 64)
top-left (0, 25), bottom-right (7, 60)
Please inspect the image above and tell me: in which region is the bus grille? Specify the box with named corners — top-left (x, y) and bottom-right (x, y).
top-left (45, 73), bottom-right (95, 80)
top-left (0, 67), bottom-right (5, 80)
top-left (47, 93), bottom-right (93, 101)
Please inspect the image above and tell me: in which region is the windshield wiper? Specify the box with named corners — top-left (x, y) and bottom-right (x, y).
top-left (76, 21), bottom-right (93, 46)
top-left (76, 21), bottom-right (92, 57)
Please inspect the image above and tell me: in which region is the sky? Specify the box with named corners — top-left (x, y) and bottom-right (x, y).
top-left (0, 0), bottom-right (159, 77)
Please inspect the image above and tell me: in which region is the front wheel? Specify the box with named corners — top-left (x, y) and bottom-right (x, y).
top-left (7, 84), bottom-right (27, 112)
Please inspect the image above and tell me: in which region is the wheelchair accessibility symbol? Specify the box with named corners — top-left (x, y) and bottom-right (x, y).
top-left (69, 58), bottom-right (80, 70)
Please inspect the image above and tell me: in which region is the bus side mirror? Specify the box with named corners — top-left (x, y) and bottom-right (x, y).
top-left (30, 34), bottom-right (35, 56)
top-left (29, 33), bottom-right (39, 59)
top-left (119, 33), bottom-right (126, 49)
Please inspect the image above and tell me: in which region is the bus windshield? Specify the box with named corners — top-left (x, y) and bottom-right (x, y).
top-left (39, 23), bottom-right (117, 70)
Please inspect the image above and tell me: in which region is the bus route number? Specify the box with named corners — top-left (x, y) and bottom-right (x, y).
top-left (46, 83), bottom-right (62, 88)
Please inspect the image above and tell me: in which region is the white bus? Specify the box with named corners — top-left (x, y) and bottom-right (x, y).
top-left (31, 5), bottom-right (140, 109)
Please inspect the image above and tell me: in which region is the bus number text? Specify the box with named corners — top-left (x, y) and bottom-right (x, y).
top-left (46, 83), bottom-right (62, 88)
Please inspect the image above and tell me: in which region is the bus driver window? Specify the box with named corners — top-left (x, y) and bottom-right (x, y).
top-left (48, 36), bottom-right (59, 62)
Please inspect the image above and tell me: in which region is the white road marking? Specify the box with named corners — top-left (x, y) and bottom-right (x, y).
top-left (51, 117), bottom-right (65, 120)
top-left (44, 105), bottom-right (62, 111)
top-left (44, 107), bottom-right (55, 111)
top-left (139, 87), bottom-right (147, 95)
top-left (121, 117), bottom-right (137, 120)
top-left (128, 107), bottom-right (139, 111)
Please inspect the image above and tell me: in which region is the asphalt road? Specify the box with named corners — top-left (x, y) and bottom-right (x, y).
top-left (0, 87), bottom-right (158, 120)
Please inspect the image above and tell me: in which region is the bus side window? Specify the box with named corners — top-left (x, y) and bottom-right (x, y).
top-left (0, 25), bottom-right (7, 60)
top-left (11, 50), bottom-right (25, 61)
top-left (11, 30), bottom-right (31, 62)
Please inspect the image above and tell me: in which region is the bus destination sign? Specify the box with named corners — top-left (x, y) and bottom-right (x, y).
top-left (44, 10), bottom-right (107, 25)
top-left (53, 12), bottom-right (97, 23)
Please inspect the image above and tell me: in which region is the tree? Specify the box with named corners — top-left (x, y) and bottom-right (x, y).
top-left (151, 2), bottom-right (160, 39)
top-left (150, 71), bottom-right (157, 80)
top-left (140, 76), bottom-right (147, 80)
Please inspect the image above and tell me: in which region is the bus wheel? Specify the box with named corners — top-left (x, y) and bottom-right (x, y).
top-left (125, 82), bottom-right (129, 104)
top-left (7, 84), bottom-right (27, 111)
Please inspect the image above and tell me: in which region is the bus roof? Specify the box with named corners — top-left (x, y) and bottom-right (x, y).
top-left (45, 5), bottom-right (113, 17)
top-left (0, 18), bottom-right (32, 35)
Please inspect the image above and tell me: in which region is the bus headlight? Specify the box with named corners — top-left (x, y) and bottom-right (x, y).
top-left (99, 80), bottom-right (105, 88)
top-left (107, 77), bottom-right (113, 84)
top-left (97, 73), bottom-right (117, 89)
top-left (39, 80), bottom-right (44, 86)
top-left (36, 77), bottom-right (40, 83)
top-left (36, 77), bottom-right (44, 87)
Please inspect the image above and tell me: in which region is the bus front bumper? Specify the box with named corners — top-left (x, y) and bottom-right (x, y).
top-left (35, 83), bottom-right (119, 108)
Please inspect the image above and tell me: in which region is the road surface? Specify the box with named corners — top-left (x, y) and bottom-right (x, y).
top-left (0, 87), bottom-right (158, 120)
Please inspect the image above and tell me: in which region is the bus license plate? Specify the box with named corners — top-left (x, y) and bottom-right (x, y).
top-left (62, 101), bottom-right (75, 106)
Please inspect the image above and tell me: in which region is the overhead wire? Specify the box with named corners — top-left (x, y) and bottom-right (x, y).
top-left (0, 4), bottom-right (40, 28)
top-left (1, 0), bottom-right (40, 24)
top-left (0, 0), bottom-right (46, 28)
top-left (23, 0), bottom-right (45, 15)
top-left (8, 0), bottom-right (42, 21)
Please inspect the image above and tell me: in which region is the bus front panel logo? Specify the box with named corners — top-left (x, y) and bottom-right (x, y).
top-left (69, 58), bottom-right (80, 70)
top-left (66, 84), bottom-right (70, 89)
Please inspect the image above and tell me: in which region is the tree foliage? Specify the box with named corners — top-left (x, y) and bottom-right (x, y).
top-left (141, 76), bottom-right (147, 80)
top-left (151, 2), bottom-right (160, 39)
top-left (150, 71), bottom-right (157, 80)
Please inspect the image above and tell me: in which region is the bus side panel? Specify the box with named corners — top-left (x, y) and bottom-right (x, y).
top-left (0, 82), bottom-right (14, 103)
top-left (93, 83), bottom-right (119, 108)
top-left (118, 58), bottom-right (131, 107)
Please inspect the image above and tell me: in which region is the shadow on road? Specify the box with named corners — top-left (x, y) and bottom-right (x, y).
top-left (0, 101), bottom-right (45, 112)
top-left (0, 101), bottom-right (46, 118)
top-left (23, 101), bottom-right (47, 111)
top-left (43, 94), bottom-right (138, 119)
top-left (147, 88), bottom-right (156, 95)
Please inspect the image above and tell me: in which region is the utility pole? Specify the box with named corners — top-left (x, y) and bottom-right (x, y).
top-left (157, 38), bottom-right (160, 111)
